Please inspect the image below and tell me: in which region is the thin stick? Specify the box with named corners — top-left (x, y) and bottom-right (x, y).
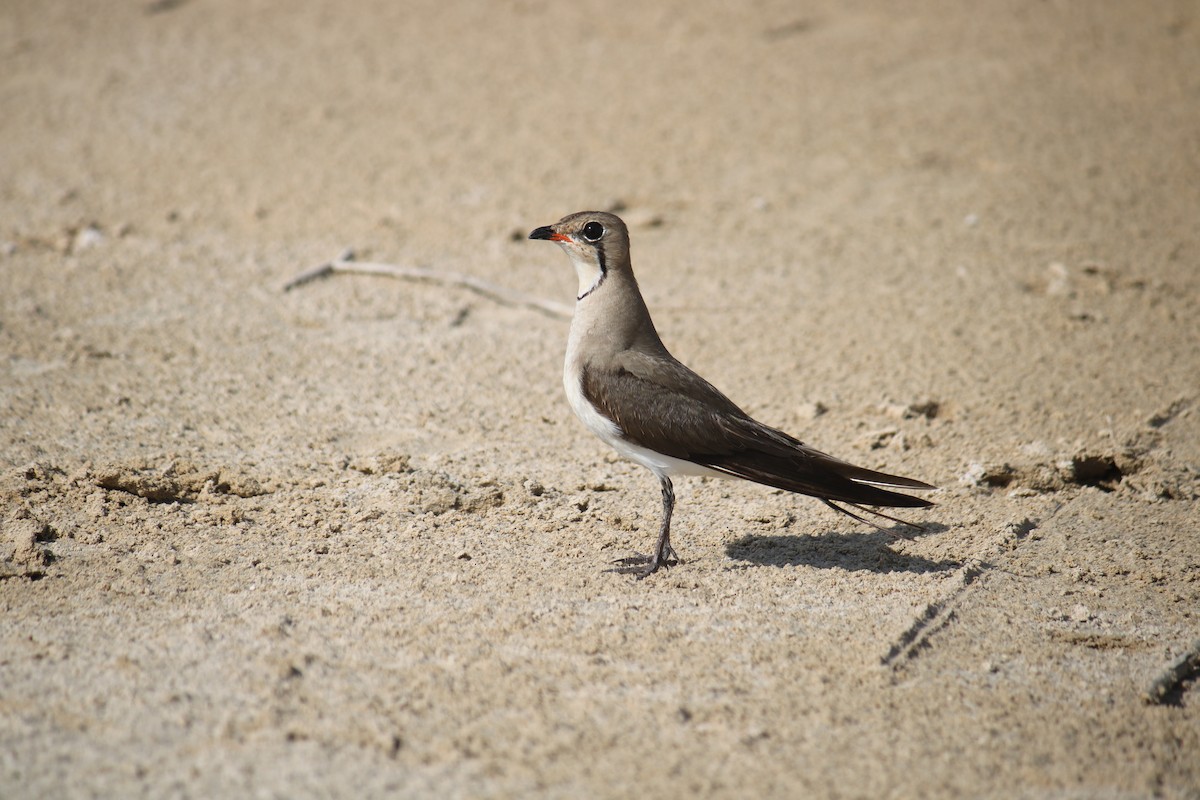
top-left (283, 251), bottom-right (573, 320)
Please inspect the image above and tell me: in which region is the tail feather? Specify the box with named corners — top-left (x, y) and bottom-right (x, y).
top-left (823, 500), bottom-right (928, 532)
top-left (835, 462), bottom-right (936, 492)
top-left (705, 456), bottom-right (934, 509)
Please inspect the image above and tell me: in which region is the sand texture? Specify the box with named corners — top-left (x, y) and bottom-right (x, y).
top-left (2, 0), bottom-right (1199, 796)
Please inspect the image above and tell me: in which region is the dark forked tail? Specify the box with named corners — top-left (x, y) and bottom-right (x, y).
top-left (701, 441), bottom-right (935, 530)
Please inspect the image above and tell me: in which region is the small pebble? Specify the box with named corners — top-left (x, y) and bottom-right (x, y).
top-left (795, 401), bottom-right (828, 420)
top-left (72, 225), bottom-right (105, 252)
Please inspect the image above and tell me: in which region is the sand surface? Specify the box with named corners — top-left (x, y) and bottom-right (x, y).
top-left (2, 1), bottom-right (1199, 796)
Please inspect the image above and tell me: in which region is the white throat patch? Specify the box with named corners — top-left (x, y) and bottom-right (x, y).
top-left (573, 258), bottom-right (605, 300)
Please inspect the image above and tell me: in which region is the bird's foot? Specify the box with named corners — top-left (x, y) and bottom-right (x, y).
top-left (607, 545), bottom-right (679, 578)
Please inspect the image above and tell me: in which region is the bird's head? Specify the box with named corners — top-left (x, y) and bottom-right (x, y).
top-left (530, 211), bottom-right (630, 300)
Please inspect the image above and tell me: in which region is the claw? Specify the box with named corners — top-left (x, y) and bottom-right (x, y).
top-left (605, 548), bottom-right (679, 578)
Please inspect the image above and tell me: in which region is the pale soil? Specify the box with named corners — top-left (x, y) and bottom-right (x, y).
top-left (2, 1), bottom-right (1198, 797)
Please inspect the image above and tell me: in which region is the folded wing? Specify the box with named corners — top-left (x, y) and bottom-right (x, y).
top-left (581, 351), bottom-right (934, 510)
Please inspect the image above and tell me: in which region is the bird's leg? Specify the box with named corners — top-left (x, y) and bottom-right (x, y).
top-left (609, 475), bottom-right (679, 577)
top-left (643, 476), bottom-right (677, 575)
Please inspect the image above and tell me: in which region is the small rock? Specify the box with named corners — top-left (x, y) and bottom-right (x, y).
top-left (460, 486), bottom-right (505, 512)
top-left (795, 401), bottom-right (828, 420)
top-left (347, 453), bottom-right (411, 476)
top-left (1070, 604), bottom-right (1091, 623)
top-left (5, 518), bottom-right (51, 567)
top-left (72, 224), bottom-right (105, 253)
top-left (997, 517), bottom-right (1037, 542)
top-left (1044, 262), bottom-right (1071, 296)
top-left (215, 469), bottom-right (265, 498)
top-left (879, 400), bottom-right (939, 420)
top-left (960, 463), bottom-right (987, 486)
top-left (907, 400), bottom-right (940, 419)
top-left (1147, 398), bottom-right (1190, 429)
top-left (858, 428), bottom-right (899, 450)
top-left (409, 471), bottom-right (467, 514)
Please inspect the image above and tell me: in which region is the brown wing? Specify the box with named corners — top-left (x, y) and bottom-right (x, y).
top-left (581, 351), bottom-right (934, 509)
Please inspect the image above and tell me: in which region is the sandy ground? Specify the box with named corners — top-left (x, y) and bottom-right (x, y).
top-left (2, 0), bottom-right (1199, 796)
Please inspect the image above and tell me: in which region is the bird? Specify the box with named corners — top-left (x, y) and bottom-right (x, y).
top-left (529, 211), bottom-right (935, 577)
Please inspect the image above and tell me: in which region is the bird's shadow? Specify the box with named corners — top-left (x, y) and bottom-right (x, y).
top-left (724, 523), bottom-right (957, 574)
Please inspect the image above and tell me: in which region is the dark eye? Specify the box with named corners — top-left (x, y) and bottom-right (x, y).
top-left (581, 221), bottom-right (604, 242)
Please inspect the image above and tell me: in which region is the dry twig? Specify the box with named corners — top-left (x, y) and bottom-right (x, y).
top-left (283, 250), bottom-right (572, 320)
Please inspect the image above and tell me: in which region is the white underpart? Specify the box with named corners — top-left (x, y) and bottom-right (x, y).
top-left (562, 367), bottom-right (725, 482)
